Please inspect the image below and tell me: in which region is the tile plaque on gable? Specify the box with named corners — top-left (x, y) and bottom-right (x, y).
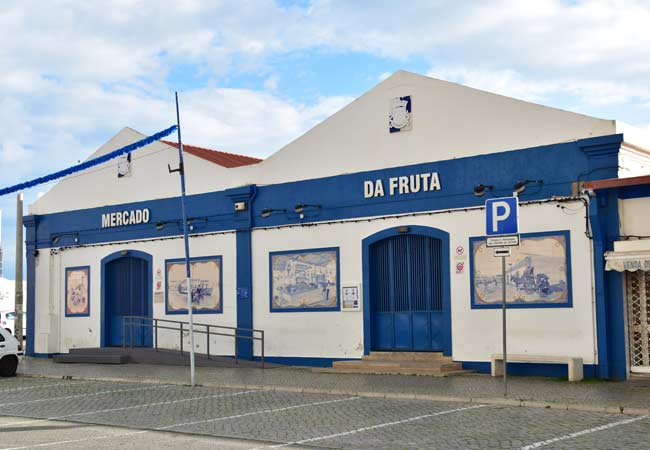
top-left (389, 95), bottom-right (412, 133)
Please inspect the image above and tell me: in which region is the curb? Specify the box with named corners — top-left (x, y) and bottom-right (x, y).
top-left (18, 372), bottom-right (650, 416)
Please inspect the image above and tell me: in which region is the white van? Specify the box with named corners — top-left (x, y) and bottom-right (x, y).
top-left (0, 326), bottom-right (22, 377)
top-left (1, 310), bottom-right (26, 339)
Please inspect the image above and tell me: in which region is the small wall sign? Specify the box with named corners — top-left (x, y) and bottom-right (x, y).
top-left (456, 262), bottom-right (464, 274)
top-left (341, 285), bottom-right (361, 311)
top-left (389, 96), bottom-right (412, 133)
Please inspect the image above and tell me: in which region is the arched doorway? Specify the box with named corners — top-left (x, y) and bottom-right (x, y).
top-left (362, 226), bottom-right (451, 355)
top-left (101, 250), bottom-right (152, 347)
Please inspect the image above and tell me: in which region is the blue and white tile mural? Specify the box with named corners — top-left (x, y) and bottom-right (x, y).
top-left (471, 232), bottom-right (571, 308)
top-left (65, 266), bottom-right (90, 317)
top-left (270, 248), bottom-right (339, 312)
top-left (165, 256), bottom-right (222, 314)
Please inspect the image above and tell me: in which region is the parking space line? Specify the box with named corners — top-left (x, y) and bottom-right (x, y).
top-left (0, 384), bottom-right (168, 407)
top-left (0, 418), bottom-right (46, 428)
top-left (259, 404), bottom-right (487, 449)
top-left (0, 395), bottom-right (359, 450)
top-left (0, 381), bottom-right (92, 393)
top-left (520, 415), bottom-right (649, 449)
top-left (158, 396), bottom-right (360, 431)
top-left (0, 429), bottom-right (148, 450)
top-left (49, 389), bottom-right (258, 419)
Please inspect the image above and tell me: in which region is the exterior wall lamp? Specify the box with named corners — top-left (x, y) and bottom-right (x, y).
top-left (473, 184), bottom-right (494, 197)
top-left (293, 203), bottom-right (321, 214)
top-left (50, 232), bottom-right (80, 245)
top-left (513, 179), bottom-right (543, 195)
top-left (261, 208), bottom-right (287, 218)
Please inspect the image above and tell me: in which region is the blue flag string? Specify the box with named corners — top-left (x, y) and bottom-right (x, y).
top-left (0, 125), bottom-right (178, 197)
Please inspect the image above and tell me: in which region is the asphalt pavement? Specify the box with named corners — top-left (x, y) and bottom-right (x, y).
top-left (1, 376), bottom-right (649, 449)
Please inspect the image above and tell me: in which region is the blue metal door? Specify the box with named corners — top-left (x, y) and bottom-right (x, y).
top-left (105, 256), bottom-right (151, 347)
top-left (369, 234), bottom-right (444, 351)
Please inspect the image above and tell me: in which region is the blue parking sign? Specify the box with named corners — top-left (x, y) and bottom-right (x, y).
top-left (486, 197), bottom-right (519, 236)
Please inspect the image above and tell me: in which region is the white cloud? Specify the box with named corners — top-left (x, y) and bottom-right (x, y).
top-left (427, 65), bottom-right (650, 115)
top-left (2, 0), bottom-right (650, 280)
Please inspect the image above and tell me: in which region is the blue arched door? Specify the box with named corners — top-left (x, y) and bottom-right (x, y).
top-left (104, 255), bottom-right (152, 347)
top-left (369, 234), bottom-right (445, 351)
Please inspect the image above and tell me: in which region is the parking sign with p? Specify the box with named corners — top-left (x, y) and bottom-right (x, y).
top-left (485, 197), bottom-right (519, 236)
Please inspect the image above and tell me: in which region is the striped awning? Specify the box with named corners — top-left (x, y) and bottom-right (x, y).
top-left (605, 251), bottom-right (650, 272)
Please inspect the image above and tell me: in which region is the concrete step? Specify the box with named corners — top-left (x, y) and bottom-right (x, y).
top-left (362, 352), bottom-right (449, 362)
top-left (319, 364), bottom-right (472, 377)
top-left (53, 353), bottom-right (128, 364)
top-left (333, 360), bottom-right (463, 372)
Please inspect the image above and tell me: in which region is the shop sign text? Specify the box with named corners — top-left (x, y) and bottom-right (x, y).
top-left (364, 172), bottom-right (441, 198)
top-left (101, 208), bottom-right (150, 228)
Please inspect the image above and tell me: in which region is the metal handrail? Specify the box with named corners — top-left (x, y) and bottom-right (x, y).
top-left (121, 315), bottom-right (265, 368)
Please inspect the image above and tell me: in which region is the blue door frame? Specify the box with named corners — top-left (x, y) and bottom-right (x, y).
top-left (362, 225), bottom-right (452, 356)
top-left (100, 250), bottom-right (153, 348)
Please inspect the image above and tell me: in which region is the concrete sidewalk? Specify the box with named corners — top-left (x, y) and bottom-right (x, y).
top-left (17, 357), bottom-right (650, 415)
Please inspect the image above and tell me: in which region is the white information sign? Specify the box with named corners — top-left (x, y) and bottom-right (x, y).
top-left (341, 285), bottom-right (361, 311)
top-left (493, 247), bottom-right (512, 257)
top-left (486, 235), bottom-right (520, 248)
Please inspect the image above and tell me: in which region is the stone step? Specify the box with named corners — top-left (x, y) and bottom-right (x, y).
top-left (362, 352), bottom-right (449, 362)
top-left (319, 364), bottom-right (471, 377)
top-left (53, 353), bottom-right (128, 364)
top-left (69, 347), bottom-right (125, 354)
top-left (333, 360), bottom-right (463, 373)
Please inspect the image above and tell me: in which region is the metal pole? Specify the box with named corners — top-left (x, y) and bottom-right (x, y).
top-left (206, 325), bottom-right (210, 360)
top-left (502, 255), bottom-right (508, 397)
top-left (173, 92), bottom-right (196, 387)
top-left (15, 193), bottom-right (23, 347)
top-left (261, 331), bottom-right (265, 369)
top-left (154, 319), bottom-right (158, 352)
top-left (235, 333), bottom-right (238, 365)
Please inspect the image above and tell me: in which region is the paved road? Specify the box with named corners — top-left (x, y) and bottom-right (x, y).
top-left (19, 358), bottom-right (650, 414)
top-left (0, 377), bottom-right (648, 449)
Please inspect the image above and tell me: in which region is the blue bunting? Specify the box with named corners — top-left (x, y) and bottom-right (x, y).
top-left (0, 125), bottom-right (178, 197)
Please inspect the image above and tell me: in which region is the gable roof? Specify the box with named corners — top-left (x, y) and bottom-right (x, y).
top-left (162, 141), bottom-right (262, 168)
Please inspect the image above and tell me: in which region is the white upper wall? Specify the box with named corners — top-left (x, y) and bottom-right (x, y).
top-left (617, 122), bottom-right (650, 178)
top-left (243, 71), bottom-right (616, 186)
top-left (29, 128), bottom-right (234, 215)
top-left (30, 71), bottom-right (619, 214)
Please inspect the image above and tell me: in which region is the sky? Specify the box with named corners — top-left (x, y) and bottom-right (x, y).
top-left (1, 0), bottom-right (649, 279)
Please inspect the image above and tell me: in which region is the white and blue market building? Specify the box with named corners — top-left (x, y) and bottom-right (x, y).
top-left (23, 71), bottom-right (650, 380)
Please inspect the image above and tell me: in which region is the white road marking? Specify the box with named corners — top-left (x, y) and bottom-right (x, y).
top-left (0, 418), bottom-right (46, 427)
top-left (0, 395), bottom-right (359, 449)
top-left (49, 389), bottom-right (257, 419)
top-left (259, 404), bottom-right (487, 449)
top-left (0, 384), bottom-right (167, 407)
top-left (0, 429), bottom-right (148, 450)
top-left (0, 381), bottom-right (91, 393)
top-left (159, 396), bottom-right (360, 430)
top-left (520, 415), bottom-right (649, 449)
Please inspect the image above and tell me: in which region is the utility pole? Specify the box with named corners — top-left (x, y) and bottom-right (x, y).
top-left (15, 193), bottom-right (23, 346)
top-left (170, 92), bottom-right (196, 387)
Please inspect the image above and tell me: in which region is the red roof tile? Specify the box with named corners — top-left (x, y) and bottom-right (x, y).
top-left (162, 140), bottom-right (262, 168)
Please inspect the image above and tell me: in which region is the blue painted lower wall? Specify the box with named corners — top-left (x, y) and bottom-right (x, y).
top-left (461, 361), bottom-right (598, 379)
top-left (254, 357), bottom-right (600, 377)
top-left (26, 352), bottom-right (601, 378)
top-left (254, 356), bottom-right (355, 367)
